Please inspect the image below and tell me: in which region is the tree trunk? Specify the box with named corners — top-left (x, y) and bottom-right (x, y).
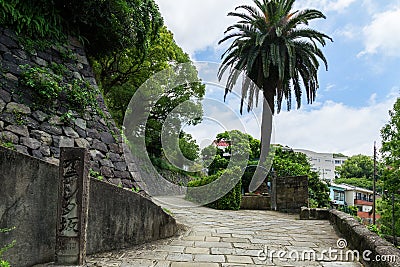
top-left (248, 83), bottom-right (275, 192)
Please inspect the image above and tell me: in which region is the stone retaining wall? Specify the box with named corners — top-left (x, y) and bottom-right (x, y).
top-left (329, 209), bottom-right (400, 267)
top-left (0, 27), bottom-right (136, 188)
top-left (300, 208), bottom-right (400, 267)
top-left (271, 175), bottom-right (308, 213)
top-left (240, 195), bottom-right (271, 210)
top-left (0, 147), bottom-right (177, 267)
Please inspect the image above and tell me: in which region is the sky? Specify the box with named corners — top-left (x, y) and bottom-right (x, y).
top-left (154, 0), bottom-right (400, 156)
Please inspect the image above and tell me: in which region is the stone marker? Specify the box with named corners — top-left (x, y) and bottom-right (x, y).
top-left (55, 147), bottom-right (90, 265)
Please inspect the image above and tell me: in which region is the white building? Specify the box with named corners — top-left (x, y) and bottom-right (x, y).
top-left (293, 149), bottom-right (347, 182)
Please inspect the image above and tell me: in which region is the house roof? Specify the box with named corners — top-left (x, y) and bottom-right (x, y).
top-left (331, 183), bottom-right (373, 194)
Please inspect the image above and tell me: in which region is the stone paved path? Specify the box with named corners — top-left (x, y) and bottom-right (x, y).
top-left (87, 196), bottom-right (363, 267)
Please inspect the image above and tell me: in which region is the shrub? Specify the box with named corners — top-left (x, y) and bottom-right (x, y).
top-left (0, 0), bottom-right (163, 57)
top-left (187, 167), bottom-right (242, 210)
top-left (20, 65), bottom-right (99, 112)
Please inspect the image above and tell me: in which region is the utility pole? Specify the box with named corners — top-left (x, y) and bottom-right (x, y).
top-left (373, 142), bottom-right (377, 225)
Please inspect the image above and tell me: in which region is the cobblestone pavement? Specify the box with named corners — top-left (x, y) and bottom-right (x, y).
top-left (87, 196), bottom-right (363, 267)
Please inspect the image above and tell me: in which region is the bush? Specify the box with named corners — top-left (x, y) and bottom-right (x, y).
top-left (187, 167), bottom-right (242, 210)
top-left (20, 65), bottom-right (99, 112)
top-left (0, 0), bottom-right (163, 57)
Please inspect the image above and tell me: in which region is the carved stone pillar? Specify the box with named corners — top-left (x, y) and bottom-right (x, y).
top-left (55, 147), bottom-right (89, 265)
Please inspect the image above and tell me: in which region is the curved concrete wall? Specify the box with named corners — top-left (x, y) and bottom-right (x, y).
top-left (0, 147), bottom-right (177, 267)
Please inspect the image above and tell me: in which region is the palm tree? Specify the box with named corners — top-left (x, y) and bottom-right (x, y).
top-left (218, 0), bottom-right (332, 191)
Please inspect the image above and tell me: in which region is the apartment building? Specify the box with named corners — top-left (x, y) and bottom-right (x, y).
top-left (294, 149), bottom-right (347, 182)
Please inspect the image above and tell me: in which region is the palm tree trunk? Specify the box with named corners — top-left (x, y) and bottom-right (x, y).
top-left (248, 85), bottom-right (274, 192)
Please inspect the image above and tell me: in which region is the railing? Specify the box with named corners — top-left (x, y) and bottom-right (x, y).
top-left (354, 198), bottom-right (373, 206)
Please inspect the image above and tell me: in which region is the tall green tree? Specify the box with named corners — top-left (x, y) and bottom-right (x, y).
top-left (218, 0), bottom-right (332, 191)
top-left (336, 154), bottom-right (375, 179)
top-left (381, 97), bottom-right (400, 194)
top-left (94, 26), bottom-right (205, 159)
top-left (379, 98), bottom-right (400, 239)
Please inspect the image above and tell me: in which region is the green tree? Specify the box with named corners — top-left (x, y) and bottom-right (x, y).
top-left (336, 154), bottom-right (375, 180)
top-left (376, 197), bottom-right (400, 238)
top-left (202, 130), bottom-right (253, 175)
top-left (271, 146), bottom-right (330, 207)
top-left (0, 0), bottom-right (163, 57)
top-left (381, 97), bottom-right (400, 194)
top-left (94, 27), bottom-right (205, 159)
top-left (218, 0), bottom-right (332, 191)
top-left (379, 97), bottom-right (400, 240)
top-left (179, 132), bottom-right (200, 161)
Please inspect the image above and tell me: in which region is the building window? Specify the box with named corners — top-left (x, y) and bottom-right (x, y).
top-left (334, 190), bottom-right (344, 201)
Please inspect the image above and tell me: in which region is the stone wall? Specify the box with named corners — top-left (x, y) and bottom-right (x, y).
top-left (0, 147), bottom-right (177, 267)
top-left (299, 207), bottom-right (330, 220)
top-left (0, 27), bottom-right (136, 188)
top-left (271, 175), bottom-right (308, 213)
top-left (329, 210), bottom-right (400, 267)
top-left (240, 195), bottom-right (271, 210)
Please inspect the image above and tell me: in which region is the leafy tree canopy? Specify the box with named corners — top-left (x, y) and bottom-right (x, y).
top-left (381, 97), bottom-right (400, 194)
top-left (271, 146), bottom-right (330, 208)
top-left (378, 97), bottom-right (400, 239)
top-left (336, 154), bottom-right (375, 180)
top-left (218, 0), bottom-right (332, 114)
top-left (0, 0), bottom-right (163, 57)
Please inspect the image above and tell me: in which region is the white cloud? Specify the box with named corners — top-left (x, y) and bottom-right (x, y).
top-left (273, 92), bottom-right (398, 156)
top-left (155, 0), bottom-right (354, 58)
top-left (184, 84), bottom-right (398, 156)
top-left (333, 24), bottom-right (360, 40)
top-left (155, 0), bottom-right (247, 57)
top-left (294, 0), bottom-right (356, 12)
top-left (358, 7), bottom-right (400, 57)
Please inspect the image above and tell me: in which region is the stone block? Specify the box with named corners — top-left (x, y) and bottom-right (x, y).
top-left (24, 117), bottom-right (39, 129)
top-left (20, 137), bottom-right (41, 150)
top-left (114, 161), bottom-right (127, 171)
top-left (74, 118), bottom-right (86, 130)
top-left (39, 146), bottom-right (51, 157)
top-left (48, 115), bottom-right (63, 125)
top-left (5, 125), bottom-right (29, 137)
top-left (100, 159), bottom-right (114, 168)
top-left (14, 144), bottom-right (28, 155)
top-left (0, 89), bottom-right (11, 102)
top-left (75, 138), bottom-right (90, 148)
top-left (63, 126), bottom-right (79, 138)
top-left (0, 99), bottom-right (5, 112)
top-left (32, 110), bottom-right (48, 122)
top-left (40, 122), bottom-right (63, 135)
top-left (92, 140), bottom-right (107, 153)
top-left (31, 130), bottom-right (52, 145)
top-left (6, 102), bottom-right (31, 114)
top-left (1, 131), bottom-right (19, 143)
top-left (89, 149), bottom-right (105, 160)
top-left (240, 195), bottom-right (271, 210)
top-left (100, 131), bottom-right (115, 144)
top-left (59, 136), bottom-right (74, 148)
top-left (86, 128), bottom-right (100, 139)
